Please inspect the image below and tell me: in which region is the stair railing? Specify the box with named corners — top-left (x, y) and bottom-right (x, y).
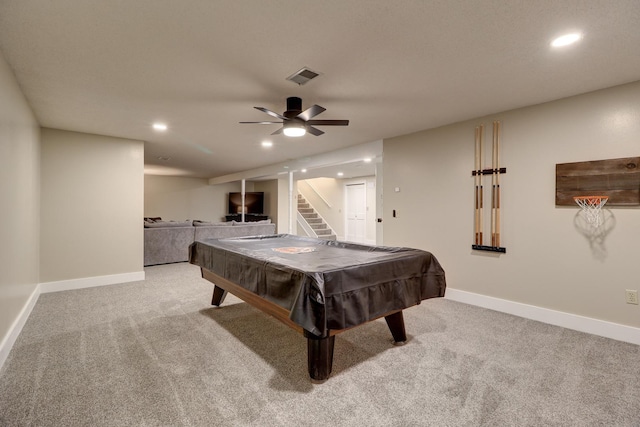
top-left (297, 192), bottom-right (337, 239)
top-left (304, 181), bottom-right (332, 208)
top-left (296, 211), bottom-right (318, 238)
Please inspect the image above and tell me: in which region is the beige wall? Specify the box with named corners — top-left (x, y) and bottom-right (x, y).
top-left (0, 50), bottom-right (40, 347)
top-left (40, 129), bottom-right (144, 282)
top-left (254, 179), bottom-right (279, 224)
top-left (144, 175), bottom-right (240, 222)
top-left (144, 177), bottom-right (281, 224)
top-left (383, 81), bottom-right (640, 328)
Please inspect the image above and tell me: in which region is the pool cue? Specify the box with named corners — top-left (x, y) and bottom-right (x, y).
top-left (474, 125), bottom-right (484, 245)
top-left (495, 120), bottom-right (501, 247)
top-left (491, 121), bottom-right (497, 247)
top-left (479, 124), bottom-right (484, 245)
top-left (474, 126), bottom-right (480, 244)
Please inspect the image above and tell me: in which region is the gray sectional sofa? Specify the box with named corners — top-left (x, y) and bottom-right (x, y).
top-left (144, 220), bottom-right (276, 266)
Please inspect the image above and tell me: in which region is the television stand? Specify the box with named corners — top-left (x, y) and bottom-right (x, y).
top-left (225, 214), bottom-right (269, 222)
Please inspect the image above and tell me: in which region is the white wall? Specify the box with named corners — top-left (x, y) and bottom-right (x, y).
top-left (383, 81), bottom-right (640, 330)
top-left (40, 129), bottom-right (144, 283)
top-left (375, 162), bottom-right (384, 245)
top-left (277, 178), bottom-right (292, 234)
top-left (298, 178), bottom-right (345, 238)
top-left (0, 50), bottom-right (40, 353)
top-left (145, 175), bottom-right (240, 222)
top-left (298, 176), bottom-right (377, 242)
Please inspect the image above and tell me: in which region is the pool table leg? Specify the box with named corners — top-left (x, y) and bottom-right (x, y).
top-left (211, 286), bottom-right (227, 306)
top-left (304, 331), bottom-right (335, 381)
top-left (384, 310), bottom-right (407, 344)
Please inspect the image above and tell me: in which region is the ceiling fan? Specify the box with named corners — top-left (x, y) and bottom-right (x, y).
top-left (239, 97), bottom-right (349, 137)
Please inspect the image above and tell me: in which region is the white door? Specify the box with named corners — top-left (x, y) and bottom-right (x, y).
top-left (345, 183), bottom-right (366, 243)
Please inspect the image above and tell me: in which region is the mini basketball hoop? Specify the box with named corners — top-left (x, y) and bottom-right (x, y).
top-left (573, 196), bottom-right (608, 227)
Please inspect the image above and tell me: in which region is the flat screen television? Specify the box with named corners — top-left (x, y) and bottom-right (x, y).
top-left (228, 192), bottom-right (264, 215)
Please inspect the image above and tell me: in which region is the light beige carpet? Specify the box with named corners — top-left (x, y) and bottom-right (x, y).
top-left (0, 263), bottom-right (638, 426)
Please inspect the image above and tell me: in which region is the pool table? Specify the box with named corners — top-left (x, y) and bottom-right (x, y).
top-left (189, 234), bottom-right (446, 381)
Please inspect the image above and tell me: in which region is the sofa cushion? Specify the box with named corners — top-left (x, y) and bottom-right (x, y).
top-left (231, 219), bottom-right (271, 225)
top-left (193, 220), bottom-right (230, 226)
top-left (144, 220), bottom-right (192, 228)
top-left (194, 222), bottom-right (276, 241)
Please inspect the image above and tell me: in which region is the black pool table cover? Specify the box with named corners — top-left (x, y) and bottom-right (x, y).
top-left (189, 234), bottom-right (446, 337)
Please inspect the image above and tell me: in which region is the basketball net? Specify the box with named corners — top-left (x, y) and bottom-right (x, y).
top-left (573, 196), bottom-right (608, 227)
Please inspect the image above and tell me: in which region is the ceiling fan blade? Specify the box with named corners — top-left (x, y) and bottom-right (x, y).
top-left (271, 127), bottom-right (284, 135)
top-left (306, 119), bottom-right (349, 126)
top-left (297, 105), bottom-right (326, 121)
top-left (306, 126), bottom-right (325, 136)
top-left (239, 121), bottom-right (283, 124)
top-left (255, 106), bottom-right (288, 121)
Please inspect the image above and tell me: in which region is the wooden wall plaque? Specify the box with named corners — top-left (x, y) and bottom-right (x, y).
top-left (556, 156), bottom-right (640, 206)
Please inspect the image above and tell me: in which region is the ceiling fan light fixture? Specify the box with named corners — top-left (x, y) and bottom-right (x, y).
top-left (240, 96), bottom-right (348, 137)
top-left (283, 121), bottom-right (306, 137)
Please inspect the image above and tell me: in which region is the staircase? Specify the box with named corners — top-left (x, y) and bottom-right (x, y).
top-left (297, 195), bottom-right (336, 240)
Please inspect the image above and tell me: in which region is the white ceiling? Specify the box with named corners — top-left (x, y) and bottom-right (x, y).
top-left (1, 1), bottom-right (639, 180)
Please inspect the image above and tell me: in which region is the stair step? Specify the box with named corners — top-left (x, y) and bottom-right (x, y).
top-left (298, 194), bottom-right (335, 239)
top-left (318, 234), bottom-right (337, 241)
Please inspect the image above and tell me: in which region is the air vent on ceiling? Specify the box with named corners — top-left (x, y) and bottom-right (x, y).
top-left (286, 67), bottom-right (321, 85)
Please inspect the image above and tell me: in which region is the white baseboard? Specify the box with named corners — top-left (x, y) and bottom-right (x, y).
top-left (0, 270), bottom-right (146, 372)
top-left (0, 285), bottom-right (40, 373)
top-left (39, 271), bottom-right (145, 294)
top-left (445, 288), bottom-right (640, 346)
top-left (3, 278), bottom-right (635, 374)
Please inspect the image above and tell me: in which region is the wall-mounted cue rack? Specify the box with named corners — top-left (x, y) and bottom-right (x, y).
top-left (472, 121), bottom-right (507, 253)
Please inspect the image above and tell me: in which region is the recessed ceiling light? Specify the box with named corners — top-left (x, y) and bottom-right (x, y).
top-left (301, 169), bottom-right (307, 173)
top-left (551, 33), bottom-right (582, 48)
top-left (363, 157), bottom-right (372, 163)
top-left (152, 122), bottom-right (168, 131)
top-left (337, 172), bottom-right (344, 177)
top-left (261, 141), bottom-right (273, 148)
